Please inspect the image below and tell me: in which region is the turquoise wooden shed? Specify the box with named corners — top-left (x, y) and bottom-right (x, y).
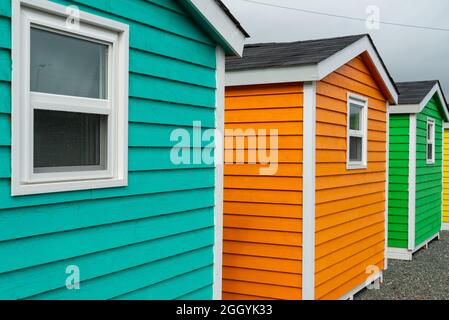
top-left (0, 0), bottom-right (247, 299)
top-left (388, 81), bottom-right (449, 260)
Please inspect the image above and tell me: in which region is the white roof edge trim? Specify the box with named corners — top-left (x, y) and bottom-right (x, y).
top-left (188, 0), bottom-right (246, 57)
top-left (226, 36), bottom-right (398, 104)
top-left (390, 84), bottom-right (449, 121)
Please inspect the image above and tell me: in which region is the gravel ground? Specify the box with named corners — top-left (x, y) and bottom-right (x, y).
top-left (355, 231), bottom-right (449, 300)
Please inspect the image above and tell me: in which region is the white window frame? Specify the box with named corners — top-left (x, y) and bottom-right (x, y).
top-left (346, 93), bottom-right (368, 170)
top-left (12, 0), bottom-right (129, 196)
top-left (426, 118), bottom-right (435, 164)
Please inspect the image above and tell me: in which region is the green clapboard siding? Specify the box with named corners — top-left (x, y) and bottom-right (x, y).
top-left (0, 0), bottom-right (219, 300)
top-left (388, 114), bottom-right (410, 248)
top-left (415, 96), bottom-right (443, 246)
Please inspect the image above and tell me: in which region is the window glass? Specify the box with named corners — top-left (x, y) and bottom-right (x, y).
top-left (349, 104), bottom-right (362, 131)
top-left (30, 28), bottom-right (108, 99)
top-left (33, 110), bottom-right (107, 172)
top-left (349, 136), bottom-right (363, 162)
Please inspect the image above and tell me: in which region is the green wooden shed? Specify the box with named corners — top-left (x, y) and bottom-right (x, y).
top-left (388, 81), bottom-right (449, 260)
top-left (0, 0), bottom-right (247, 299)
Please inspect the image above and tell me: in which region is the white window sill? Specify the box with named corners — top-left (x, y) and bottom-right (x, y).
top-left (346, 163), bottom-right (368, 170)
top-left (12, 177), bottom-right (128, 196)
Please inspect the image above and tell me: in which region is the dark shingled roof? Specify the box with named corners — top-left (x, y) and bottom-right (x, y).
top-left (215, 0), bottom-right (250, 37)
top-left (226, 34), bottom-right (367, 71)
top-left (396, 81), bottom-right (440, 105)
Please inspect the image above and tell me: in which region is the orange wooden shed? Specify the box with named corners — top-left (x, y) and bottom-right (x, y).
top-left (222, 35), bottom-right (399, 300)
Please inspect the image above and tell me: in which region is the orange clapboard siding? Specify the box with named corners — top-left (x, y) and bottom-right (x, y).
top-left (224, 241), bottom-right (302, 260)
top-left (225, 163), bottom-right (302, 177)
top-left (222, 280), bottom-right (302, 300)
top-left (315, 240), bottom-right (384, 287)
top-left (224, 228), bottom-right (302, 246)
top-left (314, 56), bottom-right (387, 299)
top-left (316, 255), bottom-right (384, 300)
top-left (224, 202), bottom-right (302, 219)
top-left (223, 83), bottom-right (303, 300)
top-left (223, 254), bottom-right (302, 274)
top-left (315, 232), bottom-right (384, 273)
top-left (222, 292), bottom-right (276, 300)
top-left (223, 267), bottom-right (301, 288)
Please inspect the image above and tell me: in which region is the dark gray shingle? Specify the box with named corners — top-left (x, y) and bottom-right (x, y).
top-left (226, 34), bottom-right (367, 71)
top-left (396, 81), bottom-right (439, 105)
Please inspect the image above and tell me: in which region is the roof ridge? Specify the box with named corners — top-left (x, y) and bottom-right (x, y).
top-left (244, 33), bottom-right (368, 48)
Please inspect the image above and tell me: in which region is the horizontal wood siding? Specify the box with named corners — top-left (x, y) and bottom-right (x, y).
top-left (444, 129), bottom-right (449, 224)
top-left (314, 56), bottom-right (387, 300)
top-left (0, 0), bottom-right (217, 299)
top-left (388, 114), bottom-right (409, 248)
top-left (415, 97), bottom-right (443, 246)
top-left (223, 83), bottom-right (303, 300)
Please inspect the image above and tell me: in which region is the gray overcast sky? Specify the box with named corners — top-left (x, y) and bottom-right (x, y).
top-left (222, 0), bottom-right (449, 96)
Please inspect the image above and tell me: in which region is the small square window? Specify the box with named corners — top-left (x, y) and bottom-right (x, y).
top-left (347, 94), bottom-right (368, 169)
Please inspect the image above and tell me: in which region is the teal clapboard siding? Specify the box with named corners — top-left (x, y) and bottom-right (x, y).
top-left (388, 114), bottom-right (410, 248)
top-left (415, 96), bottom-right (443, 246)
top-left (0, 0), bottom-right (218, 299)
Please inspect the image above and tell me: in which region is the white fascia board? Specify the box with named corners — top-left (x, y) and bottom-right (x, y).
top-left (187, 0), bottom-right (246, 57)
top-left (389, 104), bottom-right (421, 114)
top-left (226, 64), bottom-right (319, 87)
top-left (390, 84), bottom-right (449, 121)
top-left (226, 36), bottom-right (398, 104)
top-left (444, 123), bottom-right (449, 129)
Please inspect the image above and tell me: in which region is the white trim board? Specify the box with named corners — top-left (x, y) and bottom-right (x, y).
top-left (302, 81), bottom-right (316, 300)
top-left (184, 0), bottom-right (247, 57)
top-left (212, 46), bottom-right (225, 300)
top-left (389, 83), bottom-right (449, 121)
top-left (387, 233), bottom-right (440, 261)
top-left (226, 36), bottom-right (398, 104)
top-left (442, 223), bottom-right (449, 231)
top-left (408, 114), bottom-right (417, 250)
top-left (384, 101), bottom-right (390, 270)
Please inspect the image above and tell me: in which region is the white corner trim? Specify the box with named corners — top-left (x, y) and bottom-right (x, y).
top-left (390, 83), bottom-right (449, 121)
top-left (212, 46), bottom-right (225, 300)
top-left (186, 0), bottom-right (246, 57)
top-left (384, 101), bottom-right (390, 270)
top-left (408, 114), bottom-right (417, 251)
top-left (444, 123), bottom-right (449, 129)
top-left (302, 81), bottom-right (316, 300)
top-left (226, 36), bottom-right (398, 104)
top-left (442, 223), bottom-right (449, 231)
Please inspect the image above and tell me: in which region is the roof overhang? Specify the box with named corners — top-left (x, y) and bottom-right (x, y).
top-left (226, 36), bottom-right (398, 104)
top-left (390, 82), bottom-right (449, 121)
top-left (180, 0), bottom-right (247, 57)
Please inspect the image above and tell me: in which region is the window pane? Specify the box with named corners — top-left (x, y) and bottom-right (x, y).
top-left (34, 110), bottom-right (107, 172)
top-left (349, 136), bottom-right (363, 162)
top-left (349, 104), bottom-right (362, 131)
top-left (31, 28), bottom-right (108, 99)
top-left (427, 144), bottom-right (433, 161)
